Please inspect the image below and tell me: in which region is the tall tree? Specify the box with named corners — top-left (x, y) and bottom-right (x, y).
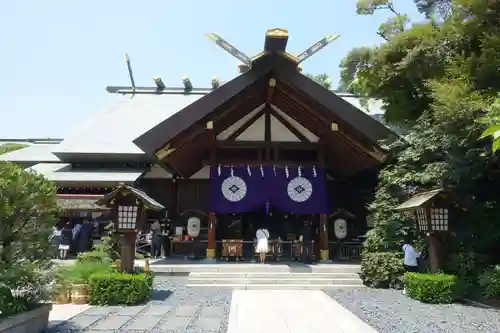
top-left (344, 0), bottom-right (500, 267)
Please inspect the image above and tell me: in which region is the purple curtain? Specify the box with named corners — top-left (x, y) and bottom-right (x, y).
top-left (208, 166), bottom-right (269, 213)
top-left (208, 165), bottom-right (329, 214)
top-left (268, 165), bottom-right (329, 214)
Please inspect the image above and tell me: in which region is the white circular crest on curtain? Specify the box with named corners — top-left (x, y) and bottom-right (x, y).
top-left (287, 177), bottom-right (313, 202)
top-left (221, 176), bottom-right (247, 202)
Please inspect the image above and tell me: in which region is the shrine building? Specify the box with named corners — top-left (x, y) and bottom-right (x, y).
top-left (0, 29), bottom-right (395, 261)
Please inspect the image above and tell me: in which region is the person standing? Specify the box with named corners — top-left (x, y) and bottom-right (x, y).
top-left (402, 240), bottom-right (421, 294)
top-left (50, 225), bottom-right (62, 258)
top-left (255, 227), bottom-right (270, 263)
top-left (301, 219), bottom-right (313, 265)
top-left (59, 222), bottom-right (73, 260)
top-left (78, 220), bottom-right (94, 253)
top-left (150, 220), bottom-right (162, 259)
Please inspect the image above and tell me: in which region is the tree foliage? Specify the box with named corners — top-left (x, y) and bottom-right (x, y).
top-left (0, 143), bottom-right (27, 155)
top-left (305, 73), bottom-right (332, 90)
top-left (0, 162), bottom-right (58, 277)
top-left (344, 0), bottom-right (500, 268)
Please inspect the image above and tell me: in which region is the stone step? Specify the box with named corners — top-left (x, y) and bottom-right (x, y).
top-left (188, 277), bottom-right (363, 285)
top-left (186, 283), bottom-right (364, 290)
top-left (189, 272), bottom-right (360, 279)
top-left (150, 263), bottom-right (360, 275)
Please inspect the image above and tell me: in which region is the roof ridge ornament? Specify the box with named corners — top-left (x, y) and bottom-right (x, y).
top-left (125, 53), bottom-right (136, 95)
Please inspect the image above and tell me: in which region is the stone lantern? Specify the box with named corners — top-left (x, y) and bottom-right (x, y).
top-left (96, 184), bottom-right (164, 273)
top-left (395, 189), bottom-right (457, 272)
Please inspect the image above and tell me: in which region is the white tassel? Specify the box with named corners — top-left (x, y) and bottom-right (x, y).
top-left (313, 165), bottom-right (317, 178)
top-left (260, 165), bottom-right (264, 178)
top-left (285, 166), bottom-right (289, 179)
top-left (273, 164), bottom-right (276, 176)
top-left (230, 167), bottom-right (234, 177)
top-left (298, 165), bottom-right (302, 177)
top-left (217, 164), bottom-right (221, 176)
top-left (247, 165), bottom-right (251, 176)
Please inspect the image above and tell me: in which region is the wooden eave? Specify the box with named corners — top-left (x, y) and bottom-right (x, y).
top-left (133, 54), bottom-right (395, 177)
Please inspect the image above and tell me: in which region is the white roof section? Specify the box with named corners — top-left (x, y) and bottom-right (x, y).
top-left (0, 144), bottom-right (60, 163)
top-left (54, 94), bottom-right (203, 155)
top-left (27, 163), bottom-right (144, 184)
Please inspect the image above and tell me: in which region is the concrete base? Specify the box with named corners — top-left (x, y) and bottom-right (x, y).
top-left (203, 259), bottom-right (217, 264)
top-left (320, 259), bottom-right (333, 263)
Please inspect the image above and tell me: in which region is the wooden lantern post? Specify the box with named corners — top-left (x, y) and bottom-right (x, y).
top-left (95, 184), bottom-right (165, 273)
top-left (395, 189), bottom-right (456, 273)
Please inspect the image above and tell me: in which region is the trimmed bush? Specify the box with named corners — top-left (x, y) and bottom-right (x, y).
top-left (360, 252), bottom-right (405, 288)
top-left (404, 272), bottom-right (464, 303)
top-left (478, 265), bottom-right (500, 298)
top-left (88, 272), bottom-right (153, 305)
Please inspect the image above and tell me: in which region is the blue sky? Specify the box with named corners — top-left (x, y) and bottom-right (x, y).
top-left (0, 0), bottom-right (421, 139)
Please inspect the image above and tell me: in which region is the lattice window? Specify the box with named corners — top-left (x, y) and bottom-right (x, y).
top-left (118, 205), bottom-right (138, 229)
top-left (416, 208), bottom-right (428, 231)
top-left (430, 208), bottom-right (448, 231)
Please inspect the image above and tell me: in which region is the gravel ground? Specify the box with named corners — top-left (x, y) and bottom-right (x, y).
top-left (325, 288), bottom-right (500, 333)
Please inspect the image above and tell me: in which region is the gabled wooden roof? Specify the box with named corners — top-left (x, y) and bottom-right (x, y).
top-left (134, 54), bottom-right (395, 156)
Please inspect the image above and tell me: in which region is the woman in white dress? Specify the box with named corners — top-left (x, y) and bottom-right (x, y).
top-left (256, 227), bottom-right (270, 263)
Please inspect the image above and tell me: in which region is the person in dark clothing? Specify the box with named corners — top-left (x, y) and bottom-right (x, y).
top-left (59, 222), bottom-right (73, 259)
top-left (150, 220), bottom-right (162, 258)
top-left (78, 220), bottom-right (94, 253)
top-left (301, 219), bottom-right (313, 265)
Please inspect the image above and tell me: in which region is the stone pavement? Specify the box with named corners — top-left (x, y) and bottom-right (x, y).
top-left (227, 290), bottom-right (377, 333)
top-left (48, 277), bottom-right (376, 333)
top-left (48, 304), bottom-right (227, 332)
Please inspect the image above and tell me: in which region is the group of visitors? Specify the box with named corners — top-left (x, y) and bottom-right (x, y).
top-left (50, 220), bottom-right (95, 259)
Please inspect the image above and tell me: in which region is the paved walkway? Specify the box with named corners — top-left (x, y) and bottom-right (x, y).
top-left (49, 290), bottom-right (376, 332)
top-left (227, 290), bottom-right (377, 333)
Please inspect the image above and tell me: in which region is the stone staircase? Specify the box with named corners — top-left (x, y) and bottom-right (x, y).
top-left (185, 264), bottom-right (364, 289)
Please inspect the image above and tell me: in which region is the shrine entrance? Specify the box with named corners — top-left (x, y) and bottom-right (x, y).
top-left (210, 165), bottom-right (327, 261)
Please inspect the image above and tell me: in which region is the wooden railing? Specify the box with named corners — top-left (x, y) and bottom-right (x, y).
top-left (167, 239), bottom-right (363, 261)
top-left (328, 241), bottom-right (362, 261)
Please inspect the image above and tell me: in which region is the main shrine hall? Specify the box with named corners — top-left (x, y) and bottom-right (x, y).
top-left (0, 29), bottom-right (395, 262)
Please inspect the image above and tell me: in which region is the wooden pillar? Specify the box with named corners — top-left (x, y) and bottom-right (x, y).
top-left (170, 178), bottom-right (179, 219)
top-left (120, 231), bottom-right (137, 273)
top-left (206, 121), bottom-right (217, 260)
top-left (207, 212), bottom-right (217, 259)
top-left (428, 233), bottom-right (442, 273)
top-left (318, 144), bottom-right (330, 261)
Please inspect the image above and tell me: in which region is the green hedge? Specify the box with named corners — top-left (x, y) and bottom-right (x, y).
top-left (478, 265), bottom-right (500, 298)
top-left (404, 272), bottom-right (465, 304)
top-left (360, 252), bottom-right (405, 288)
top-left (88, 272), bottom-right (153, 306)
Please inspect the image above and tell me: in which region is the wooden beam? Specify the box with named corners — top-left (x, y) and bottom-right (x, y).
top-left (264, 108), bottom-right (271, 143)
top-left (279, 84), bottom-right (386, 161)
top-left (226, 108), bottom-right (265, 141)
top-left (218, 141), bottom-right (318, 150)
top-left (276, 90), bottom-right (380, 164)
top-left (269, 107), bottom-right (311, 143)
